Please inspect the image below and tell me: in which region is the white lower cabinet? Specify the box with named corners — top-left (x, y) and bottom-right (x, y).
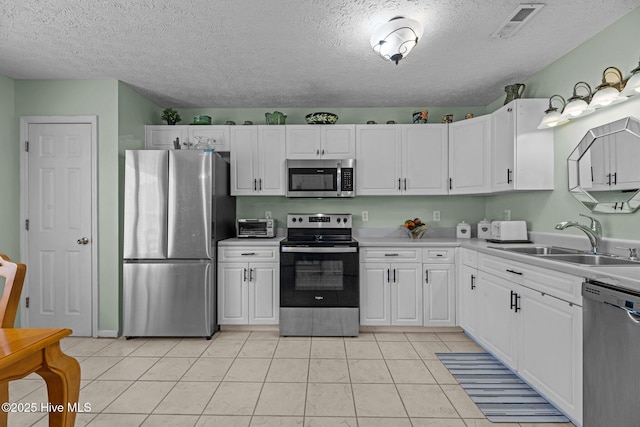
top-left (470, 253), bottom-right (582, 424)
top-left (360, 262), bottom-right (422, 326)
top-left (459, 263), bottom-right (480, 336)
top-left (218, 246), bottom-right (279, 325)
top-left (360, 246), bottom-right (455, 327)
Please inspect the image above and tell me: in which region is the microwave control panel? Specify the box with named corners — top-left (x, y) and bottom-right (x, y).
top-left (342, 168), bottom-right (354, 191)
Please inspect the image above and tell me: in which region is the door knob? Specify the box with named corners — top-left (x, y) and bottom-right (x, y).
top-left (77, 237), bottom-right (89, 245)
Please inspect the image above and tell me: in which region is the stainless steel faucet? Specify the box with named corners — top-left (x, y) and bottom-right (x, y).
top-left (555, 214), bottom-right (603, 254)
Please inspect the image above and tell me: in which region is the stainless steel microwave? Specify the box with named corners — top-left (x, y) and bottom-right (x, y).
top-left (286, 159), bottom-right (355, 198)
top-left (237, 219), bottom-right (276, 238)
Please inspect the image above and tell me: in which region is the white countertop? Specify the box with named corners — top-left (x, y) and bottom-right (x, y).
top-left (460, 239), bottom-right (640, 294)
top-left (219, 237), bottom-right (284, 246)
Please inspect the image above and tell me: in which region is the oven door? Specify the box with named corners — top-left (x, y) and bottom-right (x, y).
top-left (280, 245), bottom-right (359, 307)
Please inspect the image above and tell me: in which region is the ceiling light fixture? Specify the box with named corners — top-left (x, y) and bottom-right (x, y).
top-left (560, 82), bottom-right (595, 119)
top-left (537, 95), bottom-right (569, 129)
top-left (370, 16), bottom-right (424, 65)
top-left (588, 67), bottom-right (628, 109)
top-left (621, 58), bottom-right (640, 96)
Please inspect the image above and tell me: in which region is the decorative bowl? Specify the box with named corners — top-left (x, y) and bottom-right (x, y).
top-left (305, 112), bottom-right (339, 125)
top-left (405, 224), bottom-right (427, 239)
top-left (192, 115), bottom-right (212, 125)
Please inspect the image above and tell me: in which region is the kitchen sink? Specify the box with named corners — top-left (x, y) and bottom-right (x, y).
top-left (496, 246), bottom-right (583, 255)
top-left (538, 254), bottom-right (640, 266)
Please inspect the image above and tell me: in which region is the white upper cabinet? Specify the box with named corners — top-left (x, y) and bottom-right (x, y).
top-left (356, 125), bottom-right (402, 195)
top-left (145, 125), bottom-right (189, 149)
top-left (491, 99), bottom-right (554, 192)
top-left (356, 124), bottom-right (448, 195)
top-left (448, 115), bottom-right (492, 194)
top-left (401, 124), bottom-right (449, 195)
top-left (230, 126), bottom-right (286, 196)
top-left (286, 125), bottom-right (355, 159)
top-left (145, 125), bottom-right (230, 151)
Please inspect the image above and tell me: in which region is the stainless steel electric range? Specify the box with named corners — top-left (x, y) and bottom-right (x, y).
top-left (280, 213), bottom-right (359, 336)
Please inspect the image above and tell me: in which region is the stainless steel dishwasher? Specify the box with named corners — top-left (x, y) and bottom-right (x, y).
top-left (583, 280), bottom-right (640, 426)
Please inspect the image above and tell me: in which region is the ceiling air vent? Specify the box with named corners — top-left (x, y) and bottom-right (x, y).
top-left (490, 3), bottom-right (545, 39)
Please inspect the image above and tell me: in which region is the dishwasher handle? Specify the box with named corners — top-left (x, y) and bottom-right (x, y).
top-left (604, 301), bottom-right (640, 324)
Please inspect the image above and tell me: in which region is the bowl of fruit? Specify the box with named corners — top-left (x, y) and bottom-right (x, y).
top-left (403, 218), bottom-right (427, 239)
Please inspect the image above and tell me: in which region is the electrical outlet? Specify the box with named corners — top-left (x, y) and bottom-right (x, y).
top-left (362, 211), bottom-right (369, 222)
top-left (265, 211), bottom-right (272, 219)
top-left (504, 209), bottom-right (511, 221)
top-left (433, 211), bottom-right (440, 221)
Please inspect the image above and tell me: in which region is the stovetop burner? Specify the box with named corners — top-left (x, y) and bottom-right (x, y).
top-left (283, 213), bottom-right (355, 246)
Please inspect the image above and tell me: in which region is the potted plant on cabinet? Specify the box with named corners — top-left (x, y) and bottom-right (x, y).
top-left (161, 108), bottom-right (181, 125)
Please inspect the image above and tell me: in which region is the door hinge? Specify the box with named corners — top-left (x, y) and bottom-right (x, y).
top-left (25, 141), bottom-right (29, 152)
top-left (25, 297), bottom-right (29, 308)
top-left (25, 219), bottom-right (29, 230)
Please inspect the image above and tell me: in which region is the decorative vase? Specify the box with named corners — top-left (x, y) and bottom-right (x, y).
top-left (504, 83), bottom-right (526, 105)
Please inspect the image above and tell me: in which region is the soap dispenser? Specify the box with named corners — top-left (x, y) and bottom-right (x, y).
top-left (456, 221), bottom-right (471, 239)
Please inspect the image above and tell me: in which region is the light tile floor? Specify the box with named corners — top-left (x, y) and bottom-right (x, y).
top-left (7, 331), bottom-right (576, 427)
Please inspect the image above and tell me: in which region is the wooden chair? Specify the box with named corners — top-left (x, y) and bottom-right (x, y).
top-left (0, 254), bottom-right (26, 328)
top-left (0, 254), bottom-right (27, 424)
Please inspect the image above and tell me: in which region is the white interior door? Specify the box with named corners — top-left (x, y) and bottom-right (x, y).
top-left (25, 122), bottom-right (94, 336)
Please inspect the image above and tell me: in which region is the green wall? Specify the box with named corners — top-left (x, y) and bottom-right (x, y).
top-left (237, 196), bottom-right (488, 230)
top-left (14, 79), bottom-right (121, 333)
top-left (485, 6), bottom-right (640, 240)
top-left (169, 106), bottom-right (488, 127)
top-left (0, 75), bottom-right (17, 260)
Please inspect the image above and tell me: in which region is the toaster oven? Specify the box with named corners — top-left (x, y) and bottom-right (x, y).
top-left (237, 219), bottom-right (276, 238)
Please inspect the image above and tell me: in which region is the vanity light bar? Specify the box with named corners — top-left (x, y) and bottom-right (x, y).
top-left (537, 57), bottom-right (640, 130)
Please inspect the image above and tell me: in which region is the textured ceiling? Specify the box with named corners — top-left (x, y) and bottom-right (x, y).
top-left (1, 0), bottom-right (639, 108)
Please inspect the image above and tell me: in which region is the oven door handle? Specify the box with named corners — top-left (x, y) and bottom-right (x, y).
top-left (281, 246), bottom-right (358, 253)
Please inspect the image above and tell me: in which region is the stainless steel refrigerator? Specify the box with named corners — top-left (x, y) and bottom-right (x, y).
top-left (123, 150), bottom-right (235, 337)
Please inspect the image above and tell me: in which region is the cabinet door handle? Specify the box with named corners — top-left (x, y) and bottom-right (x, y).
top-left (507, 168), bottom-right (512, 184)
top-left (386, 268), bottom-right (390, 284)
top-left (471, 274), bottom-right (476, 290)
top-left (515, 293), bottom-right (521, 312)
top-left (259, 178), bottom-right (262, 190)
top-left (243, 268), bottom-right (247, 282)
top-left (384, 253), bottom-right (399, 257)
top-left (613, 172), bottom-right (617, 185)
top-left (322, 149), bottom-right (325, 155)
top-left (316, 149), bottom-right (320, 155)
top-left (241, 252), bottom-right (256, 256)
top-left (254, 179), bottom-right (257, 191)
top-left (393, 268), bottom-right (396, 283)
top-left (449, 178), bottom-right (453, 190)
top-left (607, 173), bottom-right (612, 186)
top-left (506, 269), bottom-right (523, 276)
top-left (249, 268), bottom-right (254, 282)
top-left (398, 178), bottom-right (401, 190)
top-left (403, 178), bottom-right (407, 190)
top-left (510, 290), bottom-right (517, 310)
top-left (425, 269), bottom-right (429, 283)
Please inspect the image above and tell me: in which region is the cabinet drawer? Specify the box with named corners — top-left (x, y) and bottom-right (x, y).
top-left (519, 264), bottom-right (582, 306)
top-left (423, 247), bottom-right (455, 264)
top-left (461, 248), bottom-right (477, 267)
top-left (361, 247), bottom-right (421, 263)
top-left (219, 247), bottom-right (279, 262)
top-left (478, 253), bottom-right (525, 285)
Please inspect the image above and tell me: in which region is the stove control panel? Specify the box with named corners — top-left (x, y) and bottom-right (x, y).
top-left (287, 213), bottom-right (352, 228)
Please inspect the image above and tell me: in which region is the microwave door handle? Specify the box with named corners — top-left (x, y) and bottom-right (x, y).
top-left (337, 162), bottom-right (342, 197)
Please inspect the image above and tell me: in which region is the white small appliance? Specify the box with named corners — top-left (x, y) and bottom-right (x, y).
top-left (490, 220), bottom-right (528, 241)
top-left (237, 218), bottom-right (276, 238)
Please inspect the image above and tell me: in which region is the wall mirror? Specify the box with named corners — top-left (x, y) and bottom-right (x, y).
top-left (568, 116), bottom-right (640, 213)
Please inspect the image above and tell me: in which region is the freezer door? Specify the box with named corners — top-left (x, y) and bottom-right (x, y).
top-left (168, 151), bottom-right (212, 259)
top-left (123, 261), bottom-right (214, 337)
top-left (123, 150), bottom-right (169, 259)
